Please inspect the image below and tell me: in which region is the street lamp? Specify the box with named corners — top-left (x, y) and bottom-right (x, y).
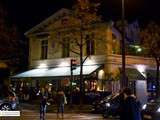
top-left (121, 0), bottom-right (127, 89)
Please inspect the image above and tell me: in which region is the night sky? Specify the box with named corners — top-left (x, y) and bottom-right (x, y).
top-left (5, 0), bottom-right (160, 33)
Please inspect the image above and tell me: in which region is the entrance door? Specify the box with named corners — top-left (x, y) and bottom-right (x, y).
top-left (136, 80), bottom-right (148, 105)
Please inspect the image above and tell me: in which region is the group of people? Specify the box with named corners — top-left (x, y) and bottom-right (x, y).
top-left (37, 88), bottom-right (67, 120)
top-left (38, 87), bottom-right (141, 120)
top-left (119, 87), bottom-right (142, 120)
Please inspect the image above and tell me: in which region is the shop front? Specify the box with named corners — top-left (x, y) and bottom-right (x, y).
top-left (11, 64), bottom-right (105, 102)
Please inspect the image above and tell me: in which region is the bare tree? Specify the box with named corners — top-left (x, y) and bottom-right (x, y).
top-left (56, 0), bottom-right (101, 105)
top-left (72, 0), bottom-right (101, 105)
top-left (140, 22), bottom-right (160, 97)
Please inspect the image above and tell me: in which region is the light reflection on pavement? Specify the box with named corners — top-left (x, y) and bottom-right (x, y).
top-left (1, 110), bottom-right (117, 120)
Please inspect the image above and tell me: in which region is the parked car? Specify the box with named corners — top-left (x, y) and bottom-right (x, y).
top-left (0, 91), bottom-right (19, 111)
top-left (103, 93), bottom-right (124, 118)
top-left (0, 99), bottom-right (12, 110)
top-left (85, 91), bottom-right (111, 105)
top-left (91, 94), bottom-right (113, 113)
top-left (141, 98), bottom-right (160, 120)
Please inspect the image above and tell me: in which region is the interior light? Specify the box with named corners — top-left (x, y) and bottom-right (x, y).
top-left (49, 83), bottom-right (52, 86)
top-left (137, 48), bottom-right (142, 52)
top-left (135, 64), bottom-right (147, 78)
top-left (134, 45), bottom-right (140, 48)
top-left (98, 70), bottom-right (105, 79)
top-left (37, 63), bottom-right (48, 69)
top-left (97, 86), bottom-right (100, 91)
top-left (72, 82), bottom-right (76, 85)
top-left (83, 59), bottom-right (95, 65)
top-left (58, 62), bottom-right (69, 67)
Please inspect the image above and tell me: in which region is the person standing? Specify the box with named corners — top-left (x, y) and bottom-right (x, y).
top-left (38, 87), bottom-right (48, 120)
top-left (8, 91), bottom-right (17, 110)
top-left (117, 90), bottom-right (125, 120)
top-left (120, 88), bottom-right (141, 120)
top-left (56, 90), bottom-right (67, 118)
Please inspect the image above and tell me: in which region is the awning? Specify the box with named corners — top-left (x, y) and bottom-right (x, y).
top-left (126, 68), bottom-right (146, 80)
top-left (146, 69), bottom-right (160, 79)
top-left (12, 65), bottom-right (101, 78)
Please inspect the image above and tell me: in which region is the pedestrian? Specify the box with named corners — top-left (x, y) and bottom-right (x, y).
top-left (9, 91), bottom-right (17, 110)
top-left (38, 87), bottom-right (48, 120)
top-left (117, 90), bottom-right (125, 120)
top-left (56, 89), bottom-right (67, 118)
top-left (120, 87), bottom-right (141, 120)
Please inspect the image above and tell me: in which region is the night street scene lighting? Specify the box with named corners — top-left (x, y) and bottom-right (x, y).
top-left (0, 0), bottom-right (159, 119)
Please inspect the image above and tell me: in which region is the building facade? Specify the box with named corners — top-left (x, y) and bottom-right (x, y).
top-left (14, 8), bottom-right (157, 96)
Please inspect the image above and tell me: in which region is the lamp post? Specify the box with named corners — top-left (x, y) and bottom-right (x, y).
top-left (121, 0), bottom-right (127, 89)
top-left (79, 17), bottom-right (84, 106)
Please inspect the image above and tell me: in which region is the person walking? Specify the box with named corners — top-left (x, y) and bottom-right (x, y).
top-left (38, 87), bottom-right (48, 120)
top-left (56, 90), bottom-right (67, 118)
top-left (120, 88), bottom-right (141, 120)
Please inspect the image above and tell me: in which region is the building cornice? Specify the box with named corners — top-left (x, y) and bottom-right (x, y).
top-left (24, 8), bottom-right (72, 36)
top-left (30, 54), bottom-right (156, 70)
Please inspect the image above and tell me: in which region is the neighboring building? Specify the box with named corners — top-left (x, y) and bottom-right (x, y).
top-left (13, 8), bottom-right (157, 96)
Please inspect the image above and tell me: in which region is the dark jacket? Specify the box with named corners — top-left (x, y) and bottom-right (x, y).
top-left (56, 93), bottom-right (65, 105)
top-left (122, 96), bottom-right (141, 120)
top-left (40, 91), bottom-right (48, 107)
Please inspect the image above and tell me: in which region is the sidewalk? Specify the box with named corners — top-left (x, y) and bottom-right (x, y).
top-left (0, 109), bottom-right (109, 120)
top-left (19, 103), bottom-right (93, 113)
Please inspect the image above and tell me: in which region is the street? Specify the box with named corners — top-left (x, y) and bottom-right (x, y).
top-left (0, 109), bottom-right (118, 120)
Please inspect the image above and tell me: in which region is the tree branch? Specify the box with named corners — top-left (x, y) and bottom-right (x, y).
top-left (70, 50), bottom-right (80, 55)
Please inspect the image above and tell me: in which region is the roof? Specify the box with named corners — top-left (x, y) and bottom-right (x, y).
top-left (24, 8), bottom-right (72, 36)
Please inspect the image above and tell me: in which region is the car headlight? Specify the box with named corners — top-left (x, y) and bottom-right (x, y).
top-left (105, 103), bottom-right (110, 107)
top-left (142, 104), bottom-right (147, 110)
top-left (157, 107), bottom-right (160, 112)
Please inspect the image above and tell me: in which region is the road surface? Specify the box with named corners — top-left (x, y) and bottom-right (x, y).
top-left (0, 109), bottom-right (118, 120)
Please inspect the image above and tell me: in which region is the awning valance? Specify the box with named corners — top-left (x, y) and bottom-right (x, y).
top-left (146, 69), bottom-right (160, 79)
top-left (126, 68), bottom-right (146, 80)
top-left (13, 65), bottom-right (101, 78)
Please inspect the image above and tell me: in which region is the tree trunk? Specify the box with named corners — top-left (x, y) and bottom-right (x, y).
top-left (79, 19), bottom-right (83, 106)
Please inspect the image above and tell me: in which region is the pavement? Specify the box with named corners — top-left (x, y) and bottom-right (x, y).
top-left (19, 103), bottom-right (93, 113)
top-left (0, 109), bottom-right (115, 120)
top-left (0, 103), bottom-right (118, 120)
top-left (21, 110), bottom-right (105, 120)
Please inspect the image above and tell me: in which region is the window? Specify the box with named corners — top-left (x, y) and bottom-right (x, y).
top-left (62, 37), bottom-right (70, 58)
top-left (86, 34), bottom-right (95, 55)
top-left (41, 40), bottom-right (48, 59)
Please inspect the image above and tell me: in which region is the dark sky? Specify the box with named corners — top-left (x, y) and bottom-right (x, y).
top-left (5, 0), bottom-right (160, 33)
